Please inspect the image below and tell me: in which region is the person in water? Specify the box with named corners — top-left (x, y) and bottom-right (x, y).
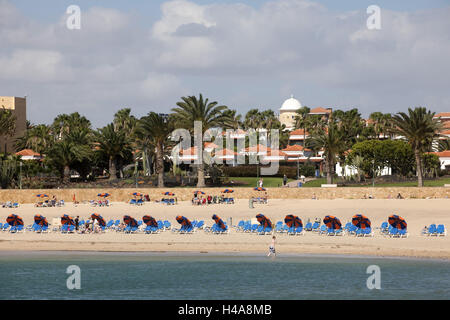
top-left (267, 236), bottom-right (276, 258)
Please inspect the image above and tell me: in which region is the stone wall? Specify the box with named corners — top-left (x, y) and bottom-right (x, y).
top-left (1, 187), bottom-right (449, 203)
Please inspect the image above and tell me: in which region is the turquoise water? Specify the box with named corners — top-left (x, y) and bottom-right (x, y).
top-left (0, 252), bottom-right (449, 300)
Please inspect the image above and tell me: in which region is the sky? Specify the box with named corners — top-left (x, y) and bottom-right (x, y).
top-left (1, 0), bottom-right (450, 128)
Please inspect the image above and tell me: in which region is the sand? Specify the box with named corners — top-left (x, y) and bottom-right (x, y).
top-left (0, 199), bottom-right (449, 260)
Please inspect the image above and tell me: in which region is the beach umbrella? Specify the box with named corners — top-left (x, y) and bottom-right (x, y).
top-left (91, 213), bottom-right (106, 227)
top-left (222, 189), bottom-right (234, 193)
top-left (256, 214), bottom-right (272, 229)
top-left (163, 192), bottom-right (175, 196)
top-left (176, 215), bottom-right (192, 228)
top-left (388, 215), bottom-right (407, 230)
top-left (132, 192), bottom-right (143, 197)
top-left (254, 187), bottom-right (266, 191)
top-left (61, 214), bottom-right (75, 226)
top-left (34, 214), bottom-right (48, 227)
top-left (212, 214), bottom-right (226, 230)
top-left (284, 215), bottom-right (302, 228)
top-left (284, 215), bottom-right (295, 227)
top-left (194, 190), bottom-right (205, 196)
top-left (123, 215), bottom-right (138, 227)
top-left (6, 214), bottom-right (23, 227)
top-left (36, 194), bottom-right (48, 198)
top-left (97, 193), bottom-right (110, 198)
top-left (323, 215), bottom-right (342, 230)
top-left (352, 214), bottom-right (371, 229)
top-left (143, 215), bottom-right (158, 227)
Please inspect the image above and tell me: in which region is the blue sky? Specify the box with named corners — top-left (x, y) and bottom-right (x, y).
top-left (12, 0), bottom-right (449, 21)
top-left (2, 0), bottom-right (450, 127)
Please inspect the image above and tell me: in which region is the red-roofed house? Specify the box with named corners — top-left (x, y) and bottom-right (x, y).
top-left (428, 151), bottom-right (450, 170)
top-left (15, 149), bottom-right (43, 161)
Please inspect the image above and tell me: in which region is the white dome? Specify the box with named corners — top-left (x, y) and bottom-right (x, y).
top-left (280, 94), bottom-right (302, 111)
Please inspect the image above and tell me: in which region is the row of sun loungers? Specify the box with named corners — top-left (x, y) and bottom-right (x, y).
top-left (35, 200), bottom-right (65, 208)
top-left (422, 224), bottom-right (447, 236)
top-left (1, 202), bottom-right (19, 208)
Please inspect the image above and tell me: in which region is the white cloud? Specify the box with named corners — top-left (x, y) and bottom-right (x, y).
top-left (1, 0), bottom-right (450, 127)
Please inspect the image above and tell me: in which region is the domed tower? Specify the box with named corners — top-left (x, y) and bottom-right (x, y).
top-left (279, 94), bottom-right (301, 131)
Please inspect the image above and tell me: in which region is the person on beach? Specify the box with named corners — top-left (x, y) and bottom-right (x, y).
top-left (283, 174), bottom-right (287, 186)
top-left (75, 216), bottom-right (79, 231)
top-left (267, 236), bottom-right (276, 258)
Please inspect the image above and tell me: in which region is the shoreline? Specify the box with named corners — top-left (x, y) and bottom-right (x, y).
top-left (1, 248), bottom-right (450, 263)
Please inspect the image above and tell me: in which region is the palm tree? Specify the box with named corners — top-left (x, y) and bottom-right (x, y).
top-left (47, 137), bottom-right (92, 183)
top-left (136, 113), bottom-right (173, 188)
top-left (95, 123), bottom-right (131, 180)
top-left (306, 122), bottom-right (346, 184)
top-left (222, 109), bottom-right (243, 130)
top-left (15, 124), bottom-right (53, 156)
top-left (113, 108), bottom-right (137, 137)
top-left (392, 107), bottom-right (443, 187)
top-left (294, 106), bottom-right (311, 143)
top-left (244, 109), bottom-right (263, 130)
top-left (52, 112), bottom-right (91, 139)
top-left (172, 94), bottom-right (228, 187)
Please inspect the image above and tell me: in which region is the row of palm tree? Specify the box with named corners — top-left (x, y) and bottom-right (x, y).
top-left (302, 107), bottom-right (444, 186)
top-left (5, 92), bottom-right (448, 188)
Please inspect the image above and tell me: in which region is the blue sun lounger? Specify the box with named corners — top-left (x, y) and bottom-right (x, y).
top-left (436, 224), bottom-right (447, 236)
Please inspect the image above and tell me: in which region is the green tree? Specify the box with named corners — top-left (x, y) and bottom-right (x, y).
top-left (95, 123), bottom-right (132, 180)
top-left (172, 94), bottom-right (229, 187)
top-left (392, 107), bottom-right (443, 187)
top-left (306, 121), bottom-right (346, 184)
top-left (136, 113), bottom-right (173, 188)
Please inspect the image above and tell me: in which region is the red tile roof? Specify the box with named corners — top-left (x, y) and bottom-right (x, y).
top-left (215, 148), bottom-right (237, 156)
top-left (244, 144), bottom-right (272, 153)
top-left (309, 107), bottom-right (332, 114)
top-left (289, 129), bottom-right (308, 136)
top-left (434, 112), bottom-right (450, 118)
top-left (15, 149), bottom-right (41, 157)
top-left (282, 145), bottom-right (311, 152)
top-left (428, 151), bottom-right (450, 157)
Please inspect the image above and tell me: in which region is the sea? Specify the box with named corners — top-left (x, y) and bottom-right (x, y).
top-left (0, 252), bottom-right (449, 300)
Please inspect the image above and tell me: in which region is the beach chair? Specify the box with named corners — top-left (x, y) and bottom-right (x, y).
top-left (295, 226), bottom-right (304, 235)
top-left (319, 225), bottom-right (327, 235)
top-left (397, 229), bottom-right (408, 238)
top-left (9, 226), bottom-right (17, 233)
top-left (2, 223), bottom-right (9, 232)
top-left (427, 224), bottom-right (437, 236)
top-left (12, 202), bottom-right (19, 208)
top-left (389, 228), bottom-right (399, 238)
top-left (436, 224), bottom-right (446, 236)
top-left (380, 222), bottom-right (389, 235)
top-left (326, 228), bottom-right (335, 236)
top-left (256, 225), bottom-right (264, 235)
top-left (312, 222), bottom-right (320, 232)
top-left (363, 227), bottom-right (373, 237)
top-left (305, 222), bottom-right (313, 231)
top-left (130, 199), bottom-right (137, 205)
top-left (61, 224), bottom-right (68, 234)
top-left (335, 228), bottom-right (344, 236)
top-left (164, 220), bottom-right (171, 230)
top-left (196, 221), bottom-right (204, 230)
top-left (287, 226), bottom-right (296, 235)
top-left (41, 225), bottom-right (49, 233)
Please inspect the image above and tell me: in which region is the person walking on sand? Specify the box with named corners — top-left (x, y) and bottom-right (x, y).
top-left (267, 236), bottom-right (276, 258)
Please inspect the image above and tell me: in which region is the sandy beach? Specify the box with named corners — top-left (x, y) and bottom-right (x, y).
top-left (1, 199), bottom-right (449, 260)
